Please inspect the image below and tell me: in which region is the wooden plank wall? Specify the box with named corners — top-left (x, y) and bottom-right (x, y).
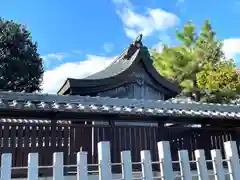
top-left (0, 120), bottom-right (238, 177)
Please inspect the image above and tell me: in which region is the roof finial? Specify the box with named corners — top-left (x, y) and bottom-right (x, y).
top-left (123, 34), bottom-right (143, 60)
top-left (135, 34), bottom-right (142, 43)
top-left (133, 34), bottom-right (143, 48)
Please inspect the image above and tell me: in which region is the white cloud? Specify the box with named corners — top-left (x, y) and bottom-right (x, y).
top-left (41, 52), bottom-right (69, 69)
top-left (42, 53), bottom-right (67, 61)
top-left (222, 38), bottom-right (240, 59)
top-left (153, 42), bottom-right (164, 53)
top-left (42, 55), bottom-right (114, 94)
top-left (113, 0), bottom-right (179, 39)
top-left (103, 43), bottom-right (114, 53)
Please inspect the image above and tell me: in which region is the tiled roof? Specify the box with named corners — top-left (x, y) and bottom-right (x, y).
top-left (58, 35), bottom-right (181, 96)
top-left (84, 35), bottom-right (142, 80)
top-left (0, 118), bottom-right (70, 124)
top-left (84, 49), bottom-right (140, 80)
top-left (0, 91), bottom-right (239, 119)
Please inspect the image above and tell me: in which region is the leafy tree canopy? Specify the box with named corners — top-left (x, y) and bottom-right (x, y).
top-left (0, 18), bottom-right (44, 92)
top-left (197, 60), bottom-right (240, 103)
top-left (152, 20), bottom-right (240, 103)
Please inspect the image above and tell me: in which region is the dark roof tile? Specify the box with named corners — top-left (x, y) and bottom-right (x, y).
top-left (0, 91), bottom-right (239, 119)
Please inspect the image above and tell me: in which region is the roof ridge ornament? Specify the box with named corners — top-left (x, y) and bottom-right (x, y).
top-left (134, 34), bottom-right (143, 47)
top-left (123, 34), bottom-right (143, 60)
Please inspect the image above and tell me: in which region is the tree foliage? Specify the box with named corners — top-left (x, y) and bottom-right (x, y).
top-left (0, 18), bottom-right (44, 92)
top-left (152, 20), bottom-right (240, 103)
top-left (197, 60), bottom-right (240, 103)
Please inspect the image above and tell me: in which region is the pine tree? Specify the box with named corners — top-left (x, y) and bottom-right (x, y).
top-left (152, 20), bottom-right (240, 103)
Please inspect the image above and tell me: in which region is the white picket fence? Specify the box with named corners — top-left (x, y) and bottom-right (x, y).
top-left (1, 141), bottom-right (240, 180)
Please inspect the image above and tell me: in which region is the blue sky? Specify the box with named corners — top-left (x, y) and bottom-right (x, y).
top-left (1, 0), bottom-right (240, 93)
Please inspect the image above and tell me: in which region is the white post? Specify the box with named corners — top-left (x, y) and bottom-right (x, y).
top-left (141, 150), bottom-right (153, 180)
top-left (77, 152), bottom-right (88, 180)
top-left (157, 141), bottom-right (174, 180)
top-left (121, 151), bottom-right (133, 180)
top-left (98, 141), bottom-right (112, 180)
top-left (195, 150), bottom-right (209, 180)
top-left (53, 152), bottom-right (64, 180)
top-left (211, 149), bottom-right (225, 180)
top-left (224, 141), bottom-right (240, 180)
top-left (178, 150), bottom-right (192, 180)
top-left (27, 153), bottom-right (38, 180)
top-left (1, 153), bottom-right (12, 180)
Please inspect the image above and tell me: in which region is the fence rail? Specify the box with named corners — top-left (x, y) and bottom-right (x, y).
top-left (1, 140), bottom-right (240, 180)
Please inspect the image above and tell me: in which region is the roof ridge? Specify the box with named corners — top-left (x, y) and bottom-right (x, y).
top-left (0, 90), bottom-right (240, 107)
top-left (0, 91), bottom-right (240, 119)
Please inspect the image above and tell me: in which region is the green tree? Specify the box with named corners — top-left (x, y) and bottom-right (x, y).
top-left (0, 18), bottom-right (44, 92)
top-left (152, 20), bottom-right (240, 102)
top-left (197, 60), bottom-right (240, 103)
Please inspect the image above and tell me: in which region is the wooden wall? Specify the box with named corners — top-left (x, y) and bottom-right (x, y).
top-left (0, 118), bottom-right (239, 177)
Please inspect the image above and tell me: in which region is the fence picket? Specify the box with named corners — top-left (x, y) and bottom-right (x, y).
top-left (27, 153), bottom-right (38, 180)
top-left (1, 153), bottom-right (12, 180)
top-left (157, 141), bottom-right (174, 180)
top-left (195, 150), bottom-right (209, 180)
top-left (211, 149), bottom-right (225, 180)
top-left (0, 140), bottom-right (240, 180)
top-left (141, 150), bottom-right (153, 180)
top-left (53, 152), bottom-right (64, 180)
top-left (178, 150), bottom-right (191, 180)
top-left (121, 151), bottom-right (133, 180)
top-left (224, 141), bottom-right (240, 180)
top-left (77, 152), bottom-right (88, 180)
top-left (98, 141), bottom-right (112, 180)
